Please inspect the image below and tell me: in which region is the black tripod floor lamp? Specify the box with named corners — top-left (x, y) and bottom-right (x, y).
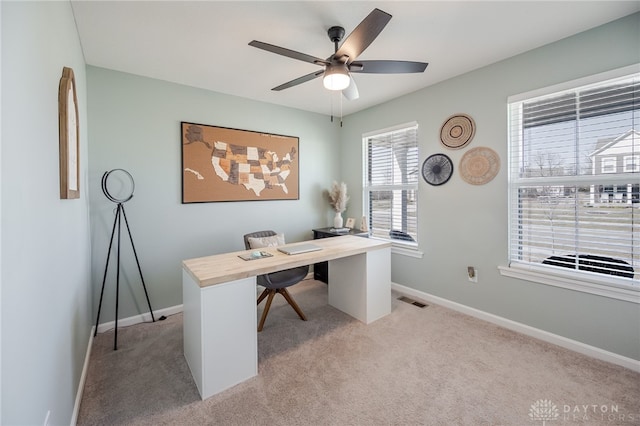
top-left (95, 169), bottom-right (155, 350)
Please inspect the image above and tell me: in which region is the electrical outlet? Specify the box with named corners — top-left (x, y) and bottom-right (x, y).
top-left (467, 266), bottom-right (478, 283)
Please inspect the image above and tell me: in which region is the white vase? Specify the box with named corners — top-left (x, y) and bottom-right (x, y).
top-left (333, 211), bottom-right (344, 228)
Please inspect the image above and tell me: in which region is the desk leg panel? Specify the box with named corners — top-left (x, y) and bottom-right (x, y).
top-left (183, 270), bottom-right (204, 397)
top-left (363, 247), bottom-right (391, 322)
top-left (183, 271), bottom-right (258, 400)
top-left (327, 247), bottom-right (391, 324)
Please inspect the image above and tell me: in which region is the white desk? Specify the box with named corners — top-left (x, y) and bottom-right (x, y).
top-left (182, 235), bottom-right (391, 400)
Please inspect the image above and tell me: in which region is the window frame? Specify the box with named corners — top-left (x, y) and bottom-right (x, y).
top-left (601, 157), bottom-right (617, 174)
top-left (362, 122), bottom-right (423, 258)
top-left (502, 65), bottom-right (640, 304)
top-left (624, 155), bottom-right (639, 173)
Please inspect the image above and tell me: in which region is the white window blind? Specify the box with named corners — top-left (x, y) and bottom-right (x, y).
top-left (364, 123), bottom-right (419, 245)
top-left (508, 71), bottom-right (639, 285)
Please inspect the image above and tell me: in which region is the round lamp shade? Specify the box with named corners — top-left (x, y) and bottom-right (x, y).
top-left (102, 169), bottom-right (135, 203)
top-left (323, 64), bottom-right (350, 91)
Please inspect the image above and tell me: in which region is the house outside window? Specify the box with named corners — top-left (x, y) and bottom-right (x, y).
top-left (363, 122), bottom-right (419, 249)
top-left (504, 67), bottom-right (639, 302)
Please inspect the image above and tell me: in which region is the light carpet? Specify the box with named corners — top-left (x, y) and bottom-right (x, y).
top-left (77, 279), bottom-right (640, 425)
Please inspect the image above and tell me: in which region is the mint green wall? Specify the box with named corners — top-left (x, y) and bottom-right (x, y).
top-left (87, 67), bottom-right (340, 322)
top-left (1, 2), bottom-right (92, 425)
top-left (1, 4), bottom-right (636, 424)
top-left (341, 13), bottom-right (640, 360)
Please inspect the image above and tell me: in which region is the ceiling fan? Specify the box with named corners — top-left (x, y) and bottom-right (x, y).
top-left (248, 8), bottom-right (428, 101)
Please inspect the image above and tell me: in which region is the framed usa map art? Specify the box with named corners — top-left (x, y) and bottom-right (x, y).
top-left (181, 122), bottom-right (300, 203)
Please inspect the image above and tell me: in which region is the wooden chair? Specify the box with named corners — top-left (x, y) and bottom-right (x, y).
top-left (243, 230), bottom-right (308, 331)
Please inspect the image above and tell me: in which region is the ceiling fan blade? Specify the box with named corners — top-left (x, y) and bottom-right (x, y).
top-left (342, 77), bottom-right (359, 101)
top-left (350, 60), bottom-right (428, 74)
top-left (249, 40), bottom-right (328, 66)
top-left (335, 8), bottom-right (392, 63)
top-left (272, 70), bottom-right (325, 91)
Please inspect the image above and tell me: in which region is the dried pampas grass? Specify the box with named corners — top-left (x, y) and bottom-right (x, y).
top-left (328, 181), bottom-right (349, 213)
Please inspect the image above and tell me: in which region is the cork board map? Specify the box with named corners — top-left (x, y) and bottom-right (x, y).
top-left (181, 122), bottom-right (299, 203)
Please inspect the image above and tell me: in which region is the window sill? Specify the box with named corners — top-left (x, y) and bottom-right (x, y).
top-left (368, 236), bottom-right (423, 258)
top-left (498, 263), bottom-right (639, 304)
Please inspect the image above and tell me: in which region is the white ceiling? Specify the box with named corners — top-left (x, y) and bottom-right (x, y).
top-left (71, 1), bottom-right (640, 117)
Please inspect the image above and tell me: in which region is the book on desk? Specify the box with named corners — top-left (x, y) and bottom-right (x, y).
top-left (329, 227), bottom-right (351, 233)
top-left (238, 251), bottom-right (273, 261)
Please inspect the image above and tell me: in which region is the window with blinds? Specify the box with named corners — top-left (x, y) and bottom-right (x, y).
top-left (363, 123), bottom-right (419, 245)
top-left (507, 70), bottom-right (639, 287)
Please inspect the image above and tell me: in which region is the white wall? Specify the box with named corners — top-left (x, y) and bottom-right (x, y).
top-left (87, 67), bottom-right (341, 322)
top-left (341, 13), bottom-right (640, 360)
top-left (1, 1), bottom-right (92, 425)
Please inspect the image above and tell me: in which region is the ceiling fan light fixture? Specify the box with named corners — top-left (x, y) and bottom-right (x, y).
top-left (323, 64), bottom-right (350, 91)
top-left (249, 8), bottom-right (428, 98)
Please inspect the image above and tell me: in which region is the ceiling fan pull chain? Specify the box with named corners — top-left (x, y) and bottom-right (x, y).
top-left (330, 92), bottom-right (334, 122)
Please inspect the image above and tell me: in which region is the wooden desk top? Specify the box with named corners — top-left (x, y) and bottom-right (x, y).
top-left (183, 235), bottom-right (391, 288)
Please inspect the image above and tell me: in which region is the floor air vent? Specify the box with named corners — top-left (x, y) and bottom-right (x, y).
top-left (398, 296), bottom-right (428, 308)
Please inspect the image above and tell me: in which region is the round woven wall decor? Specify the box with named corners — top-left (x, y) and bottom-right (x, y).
top-left (440, 114), bottom-right (476, 149)
top-left (459, 147), bottom-right (500, 185)
top-left (422, 153), bottom-right (453, 186)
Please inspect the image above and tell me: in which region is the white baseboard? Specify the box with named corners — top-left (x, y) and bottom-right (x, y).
top-left (70, 326), bottom-right (95, 426)
top-left (96, 305), bottom-right (184, 334)
top-left (391, 282), bottom-right (640, 373)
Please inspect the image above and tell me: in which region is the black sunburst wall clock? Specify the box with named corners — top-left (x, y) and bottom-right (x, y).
top-left (422, 153), bottom-right (453, 186)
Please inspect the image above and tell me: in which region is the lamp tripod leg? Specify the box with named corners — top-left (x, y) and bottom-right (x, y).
top-left (94, 203), bottom-right (120, 337)
top-left (120, 205), bottom-right (155, 322)
top-left (114, 204), bottom-right (122, 350)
